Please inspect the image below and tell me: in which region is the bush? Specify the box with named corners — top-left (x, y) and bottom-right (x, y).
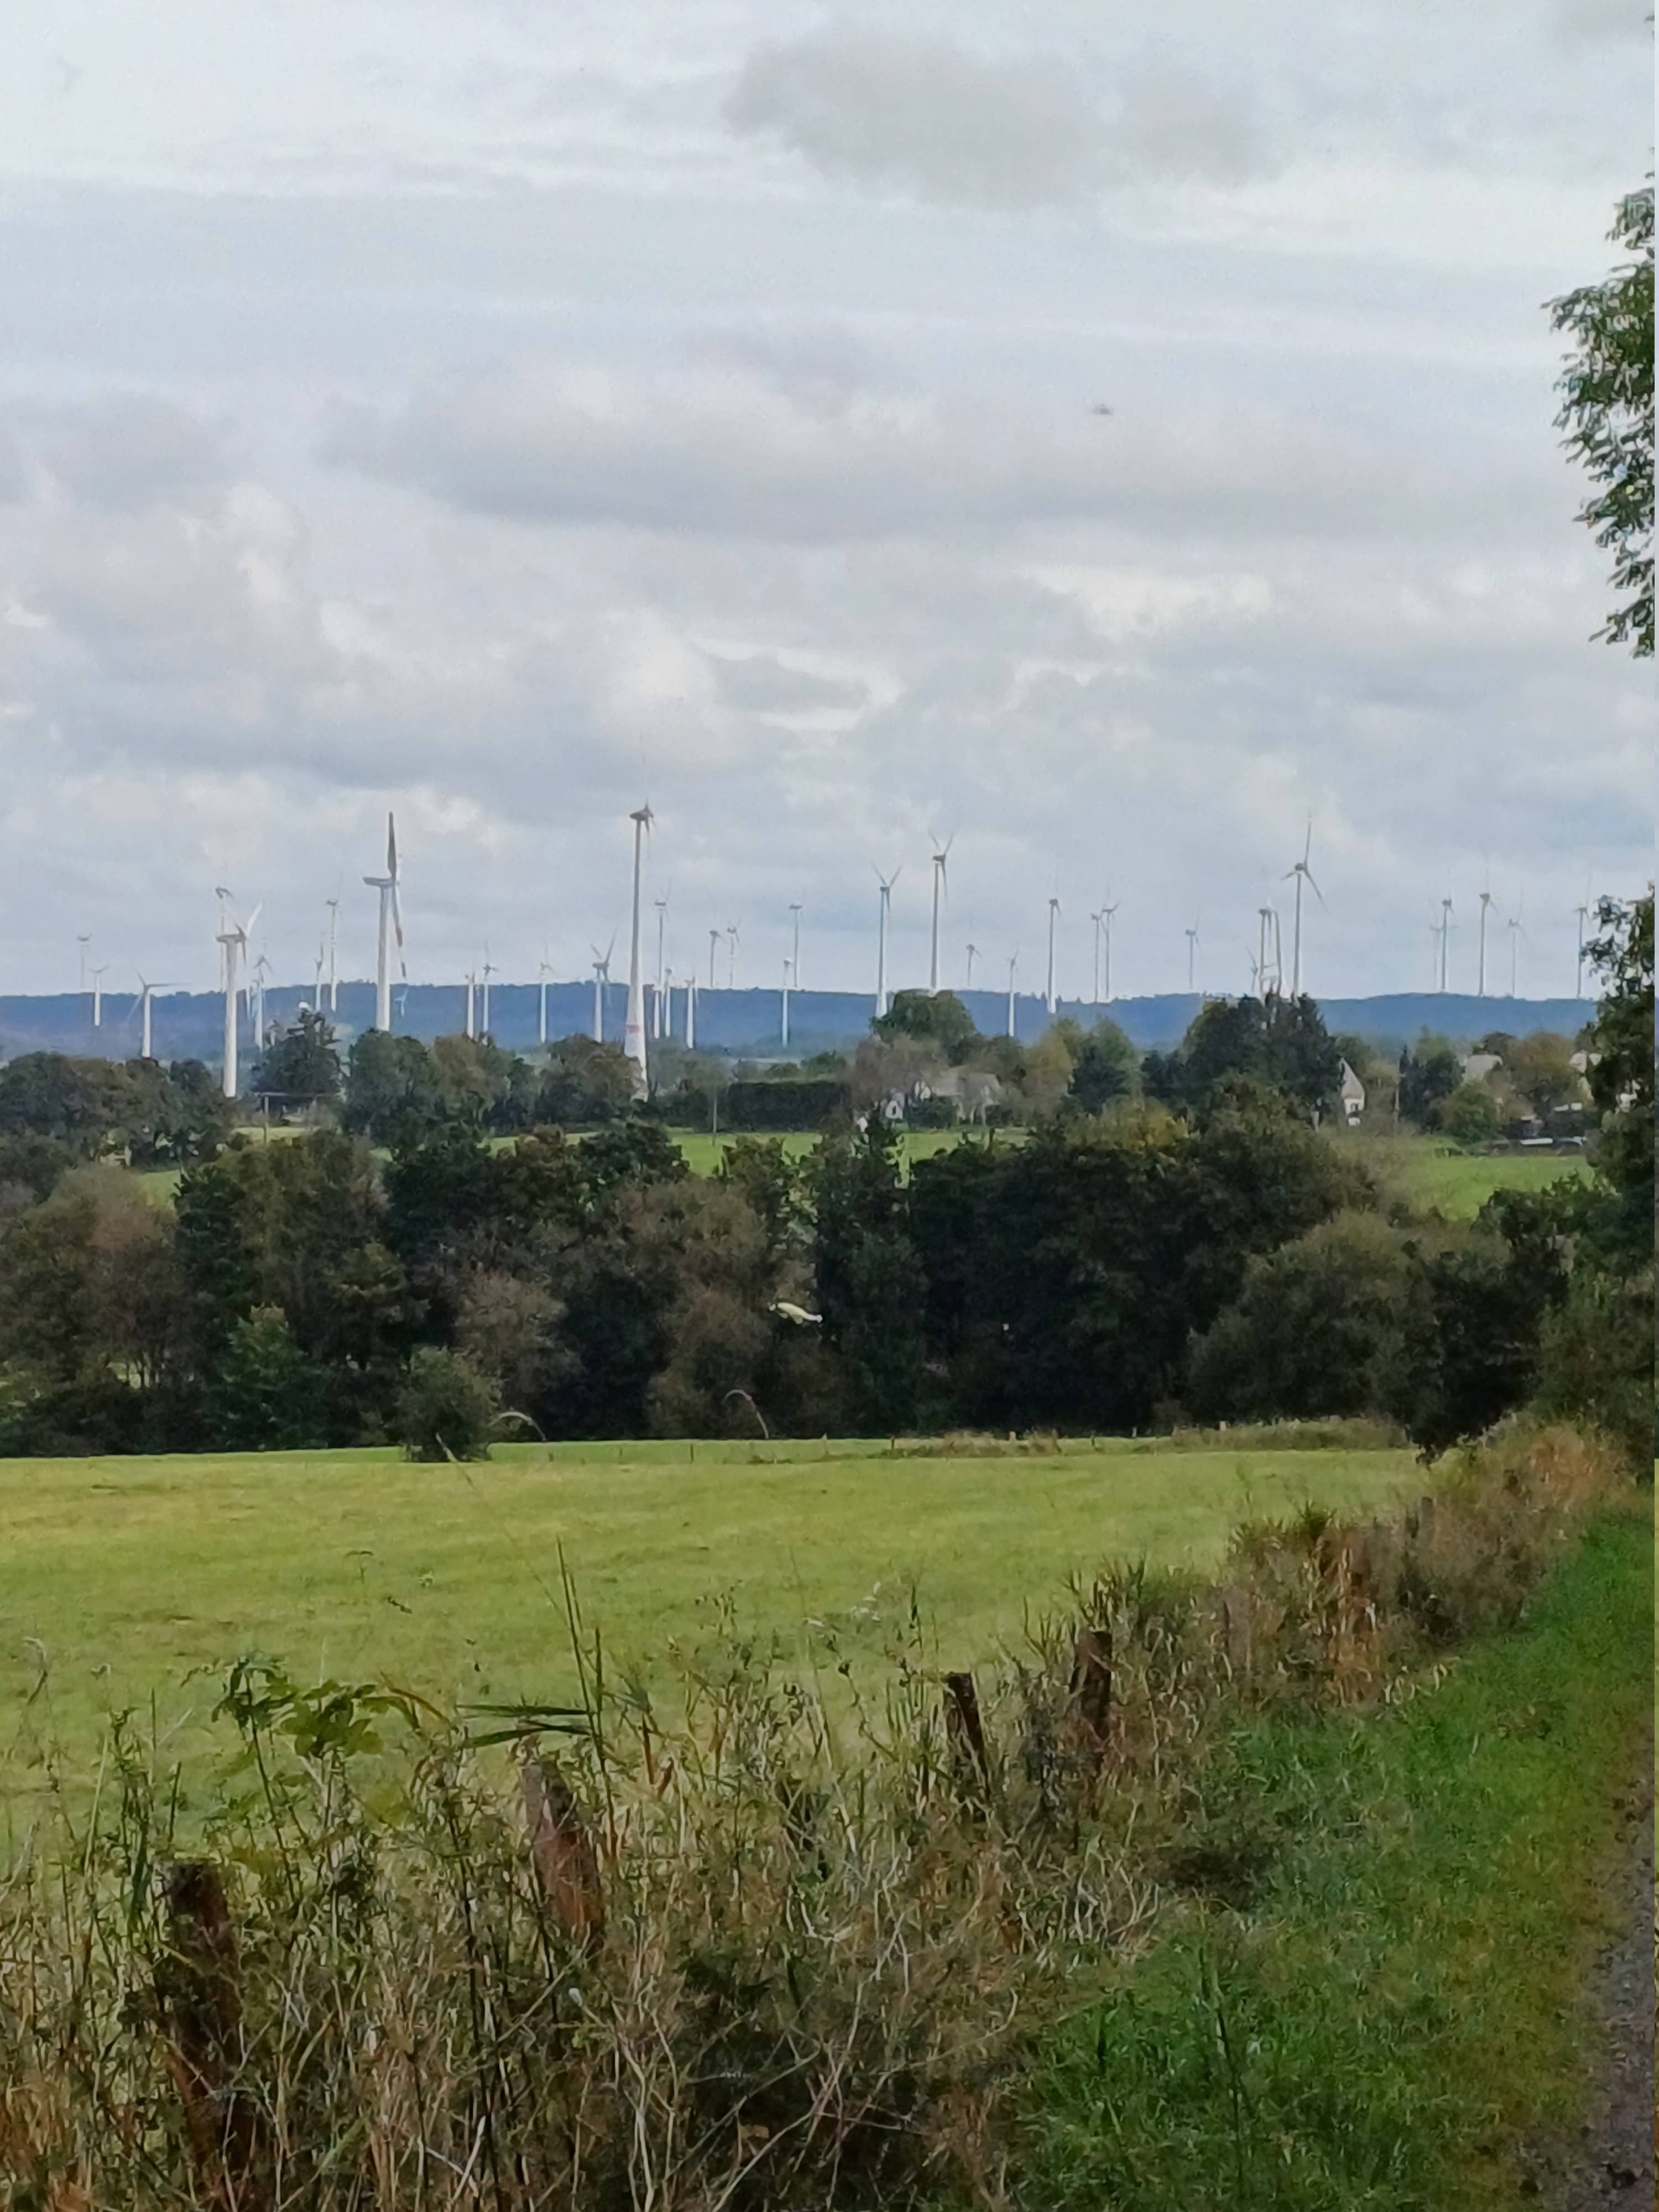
top-left (1432, 1082), bottom-right (1500, 1146)
top-left (392, 1345), bottom-right (499, 1461)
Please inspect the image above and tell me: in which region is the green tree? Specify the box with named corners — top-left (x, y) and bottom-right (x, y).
top-left (1582, 892), bottom-right (1653, 1260)
top-left (340, 1030), bottom-right (450, 1145)
top-left (1504, 1032), bottom-right (1586, 1120)
top-left (873, 990), bottom-right (979, 1063)
top-left (251, 1009), bottom-right (341, 1109)
top-left (1066, 1020), bottom-right (1138, 1114)
top-left (1549, 185), bottom-right (1654, 656)
top-left (205, 1306), bottom-right (326, 1449)
top-left (393, 1345), bottom-right (498, 1460)
top-left (809, 1119), bottom-right (926, 1432)
top-left (1433, 1083), bottom-right (1501, 1147)
top-left (1397, 1035), bottom-right (1463, 1128)
top-left (535, 1035), bottom-right (639, 1125)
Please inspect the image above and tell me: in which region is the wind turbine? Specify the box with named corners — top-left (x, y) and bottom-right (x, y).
top-left (928, 837), bottom-right (952, 994)
top-left (1101, 900), bottom-right (1118, 1003)
top-left (1185, 921), bottom-right (1201, 994)
top-left (1256, 906), bottom-right (1282, 997)
top-left (480, 948), bottom-right (495, 1040)
top-left (538, 953), bottom-right (555, 1046)
top-left (591, 936), bottom-right (614, 1043)
top-left (76, 935), bottom-right (91, 995)
top-left (789, 902), bottom-right (803, 993)
top-left (464, 972), bottom-right (477, 1040)
top-left (1089, 911), bottom-right (1103, 1006)
top-left (873, 865), bottom-right (901, 1018)
top-left (653, 896), bottom-right (669, 1039)
top-left (708, 927), bottom-right (720, 989)
top-left (362, 812), bottom-right (404, 1032)
top-left (1283, 822), bottom-right (1323, 995)
top-left (965, 941), bottom-right (979, 990)
top-left (685, 968), bottom-right (697, 1050)
top-left (90, 964), bottom-right (107, 1029)
top-left (1506, 903), bottom-right (1525, 998)
top-left (215, 893), bottom-right (260, 1100)
top-left (133, 974), bottom-right (164, 1061)
top-left (325, 897), bottom-right (340, 1014)
top-left (1045, 895), bottom-right (1061, 1015)
top-left (312, 941), bottom-right (326, 1008)
top-left (1005, 951), bottom-right (1019, 1039)
top-left (1437, 898), bottom-right (1453, 993)
top-left (780, 956), bottom-right (792, 1049)
top-left (622, 805), bottom-right (653, 1098)
top-left (1476, 888), bottom-right (1494, 998)
top-left (726, 924), bottom-right (739, 990)
top-left (1573, 901), bottom-right (1592, 997)
top-left (251, 953), bottom-right (272, 1047)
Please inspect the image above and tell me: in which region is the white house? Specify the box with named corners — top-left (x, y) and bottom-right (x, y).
top-left (1338, 1058), bottom-right (1366, 1126)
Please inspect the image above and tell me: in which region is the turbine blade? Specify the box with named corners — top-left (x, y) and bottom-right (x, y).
top-left (387, 812), bottom-right (398, 878)
top-left (1305, 873), bottom-right (1325, 906)
top-left (390, 883), bottom-right (404, 949)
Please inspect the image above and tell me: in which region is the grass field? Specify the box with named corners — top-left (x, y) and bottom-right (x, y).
top-left (1333, 1129), bottom-right (1589, 1217)
top-left (0, 1438), bottom-right (1416, 1791)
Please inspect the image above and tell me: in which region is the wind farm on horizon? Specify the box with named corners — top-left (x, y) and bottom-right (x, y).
top-left (30, 806), bottom-right (1619, 1091)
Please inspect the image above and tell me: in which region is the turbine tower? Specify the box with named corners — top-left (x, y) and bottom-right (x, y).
top-left (1476, 888), bottom-right (1493, 998)
top-left (685, 969), bottom-right (697, 1050)
top-left (1283, 822), bottom-right (1322, 995)
top-left (780, 956), bottom-right (792, 1049)
top-left (90, 965), bottom-right (106, 1029)
top-left (1005, 951), bottom-right (1019, 1040)
top-left (726, 924), bottom-right (739, 990)
top-left (76, 935), bottom-right (91, 995)
top-left (1257, 906), bottom-right (1283, 997)
top-left (1573, 902), bottom-right (1591, 997)
top-left (362, 812), bottom-right (404, 1032)
top-left (928, 838), bottom-right (951, 994)
top-left (965, 941), bottom-right (979, 990)
top-left (623, 805), bottom-right (653, 1098)
top-left (1437, 898), bottom-right (1453, 993)
top-left (874, 866), bottom-right (900, 1018)
top-left (589, 938), bottom-right (613, 1042)
top-left (1045, 896), bottom-right (1061, 1015)
top-left (789, 902), bottom-right (803, 995)
top-left (215, 894), bottom-right (260, 1101)
top-left (135, 975), bottom-right (157, 1061)
top-left (1186, 922), bottom-right (1201, 993)
top-left (1506, 905), bottom-right (1524, 998)
top-left (1102, 900), bottom-right (1118, 1003)
top-left (480, 948), bottom-right (495, 1040)
top-left (1089, 911), bottom-right (1103, 1006)
top-left (653, 896), bottom-right (669, 1039)
top-left (708, 927), bottom-right (720, 989)
top-left (325, 898), bottom-right (340, 1013)
top-left (538, 954), bottom-right (555, 1046)
top-left (464, 972), bottom-right (476, 1040)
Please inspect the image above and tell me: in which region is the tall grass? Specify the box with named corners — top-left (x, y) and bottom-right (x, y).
top-left (0, 1423), bottom-right (1626, 2210)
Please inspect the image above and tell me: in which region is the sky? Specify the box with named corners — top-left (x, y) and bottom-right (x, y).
top-left (0, 0), bottom-right (1651, 1009)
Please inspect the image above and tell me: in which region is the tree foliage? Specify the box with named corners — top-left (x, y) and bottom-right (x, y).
top-left (1550, 184), bottom-right (1655, 657)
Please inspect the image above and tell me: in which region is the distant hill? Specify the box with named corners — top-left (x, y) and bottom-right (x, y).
top-left (0, 979), bottom-right (1597, 1073)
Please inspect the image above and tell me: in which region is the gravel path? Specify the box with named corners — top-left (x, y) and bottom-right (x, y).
top-left (1535, 1759), bottom-right (1654, 2208)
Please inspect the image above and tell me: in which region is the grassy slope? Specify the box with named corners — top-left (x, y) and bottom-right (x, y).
top-left (0, 1441), bottom-right (1412, 1789)
top-left (1019, 1506), bottom-right (1653, 2212)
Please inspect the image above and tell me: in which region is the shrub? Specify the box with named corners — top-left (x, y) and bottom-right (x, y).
top-left (1432, 1082), bottom-right (1500, 1146)
top-left (392, 1344), bottom-right (498, 1460)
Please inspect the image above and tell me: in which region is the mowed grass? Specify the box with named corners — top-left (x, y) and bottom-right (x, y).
top-left (1333, 1129), bottom-right (1589, 1218)
top-left (0, 1438), bottom-right (1415, 1792)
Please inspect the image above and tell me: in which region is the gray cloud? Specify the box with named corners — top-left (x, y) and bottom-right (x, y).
top-left (324, 352), bottom-right (1523, 547)
top-left (723, 30), bottom-right (1271, 207)
top-left (710, 650), bottom-right (870, 719)
top-left (1550, 0), bottom-right (1650, 38)
top-left (29, 395), bottom-right (234, 512)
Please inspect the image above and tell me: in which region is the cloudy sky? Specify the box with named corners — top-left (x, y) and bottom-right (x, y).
top-left (0, 0), bottom-right (1650, 1008)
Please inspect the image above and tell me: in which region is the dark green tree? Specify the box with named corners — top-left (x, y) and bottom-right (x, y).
top-left (340, 1030), bottom-right (451, 1145)
top-left (1397, 1035), bottom-right (1464, 1128)
top-left (251, 1009), bottom-right (341, 1108)
top-left (1066, 1020), bottom-right (1138, 1114)
top-left (1550, 185), bottom-right (1654, 656)
top-left (393, 1345), bottom-right (498, 1461)
top-left (873, 990), bottom-right (979, 1064)
top-left (809, 1119), bottom-right (926, 1431)
top-left (205, 1305), bottom-right (326, 1449)
top-left (1433, 1083), bottom-right (1500, 1146)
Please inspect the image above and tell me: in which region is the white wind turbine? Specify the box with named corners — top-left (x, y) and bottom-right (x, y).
top-left (873, 865), bottom-right (901, 1018)
top-left (1185, 920), bottom-right (1202, 994)
top-left (134, 975), bottom-right (158, 1061)
top-left (726, 923), bottom-right (739, 990)
top-left (1005, 951), bottom-right (1019, 1039)
top-left (965, 940), bottom-right (979, 990)
top-left (780, 955), bottom-right (792, 1049)
top-left (591, 937), bottom-right (614, 1043)
top-left (1506, 902), bottom-right (1526, 998)
top-left (1089, 910), bottom-right (1103, 1006)
top-left (76, 935), bottom-right (91, 995)
top-left (538, 952), bottom-right (555, 1046)
top-left (653, 895), bottom-right (669, 1039)
top-left (1283, 822), bottom-right (1323, 995)
top-left (362, 812), bottom-right (404, 1032)
top-left (464, 971), bottom-right (477, 1040)
top-left (1256, 905), bottom-right (1283, 997)
top-left (215, 890), bottom-right (261, 1100)
top-left (481, 947), bottom-right (495, 1040)
top-left (685, 966), bottom-right (697, 1050)
top-left (1101, 899), bottom-right (1118, 1003)
top-left (1437, 898), bottom-right (1454, 993)
top-left (252, 953), bottom-right (272, 1048)
top-left (622, 804), bottom-right (654, 1098)
top-left (927, 836), bottom-right (952, 994)
top-left (1044, 895), bottom-right (1061, 1015)
top-left (1476, 886), bottom-right (1494, 998)
top-left (789, 902), bottom-right (803, 995)
top-left (1573, 899), bottom-right (1592, 997)
top-left (708, 927), bottom-right (721, 989)
top-left (325, 896), bottom-right (340, 1013)
top-left (90, 964), bottom-right (107, 1029)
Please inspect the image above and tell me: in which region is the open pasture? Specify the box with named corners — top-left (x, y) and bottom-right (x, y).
top-left (0, 1437), bottom-right (1415, 1790)
top-left (1337, 1130), bottom-right (1589, 1218)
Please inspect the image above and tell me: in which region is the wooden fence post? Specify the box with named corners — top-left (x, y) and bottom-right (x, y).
top-left (1068, 1628), bottom-right (1116, 1765)
top-left (1220, 1587), bottom-right (1252, 1676)
top-left (521, 1748), bottom-right (606, 1956)
top-left (942, 1671), bottom-right (990, 1796)
top-left (158, 1860), bottom-right (267, 2212)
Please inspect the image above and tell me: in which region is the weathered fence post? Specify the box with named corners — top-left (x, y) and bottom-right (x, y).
top-left (1067, 1628), bottom-right (1116, 1765)
top-left (522, 1747), bottom-right (606, 1955)
top-left (942, 1670), bottom-right (991, 1797)
top-left (158, 1860), bottom-right (267, 2212)
top-left (1220, 1587), bottom-right (1252, 1676)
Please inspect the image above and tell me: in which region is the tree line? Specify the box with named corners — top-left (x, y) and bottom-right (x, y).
top-left (0, 901), bottom-right (1646, 1463)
